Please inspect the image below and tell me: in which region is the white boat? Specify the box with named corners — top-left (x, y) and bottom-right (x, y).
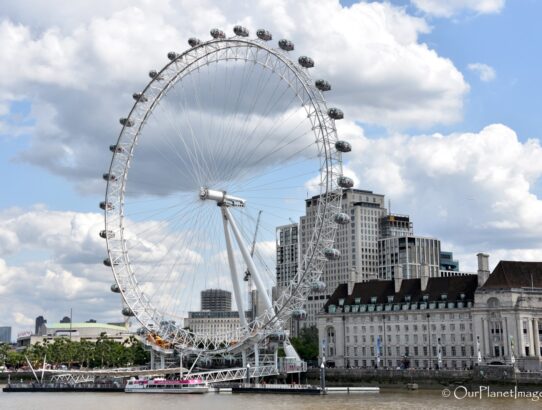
top-left (125, 377), bottom-right (208, 394)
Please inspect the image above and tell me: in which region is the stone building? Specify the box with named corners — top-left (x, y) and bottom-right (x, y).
top-left (317, 272), bottom-right (477, 369)
top-left (473, 259), bottom-right (542, 371)
top-left (317, 257), bottom-right (542, 371)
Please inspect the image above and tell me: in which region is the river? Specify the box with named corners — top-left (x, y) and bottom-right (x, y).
top-left (2, 387), bottom-right (542, 410)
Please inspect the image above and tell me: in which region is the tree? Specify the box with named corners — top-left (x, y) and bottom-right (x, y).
top-left (290, 326), bottom-right (319, 361)
top-left (0, 343), bottom-right (11, 366)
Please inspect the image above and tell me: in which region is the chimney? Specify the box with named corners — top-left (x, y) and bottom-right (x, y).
top-left (394, 264), bottom-right (403, 294)
top-left (348, 269), bottom-right (356, 295)
top-left (477, 253), bottom-right (490, 287)
top-left (421, 264), bottom-right (430, 292)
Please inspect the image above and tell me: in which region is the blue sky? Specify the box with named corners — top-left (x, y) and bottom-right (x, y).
top-left (1, 0), bottom-right (541, 336)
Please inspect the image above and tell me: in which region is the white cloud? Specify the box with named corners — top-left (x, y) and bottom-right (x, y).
top-left (411, 0), bottom-right (505, 17)
top-left (343, 121), bottom-right (542, 269)
top-left (468, 63), bottom-right (496, 82)
top-left (0, 0), bottom-right (469, 194)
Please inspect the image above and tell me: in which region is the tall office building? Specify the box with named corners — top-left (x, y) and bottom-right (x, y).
top-left (0, 326), bottom-right (12, 343)
top-left (378, 236), bottom-right (441, 280)
top-left (300, 189), bottom-right (387, 327)
top-left (289, 187), bottom-right (454, 328)
top-left (276, 223), bottom-right (299, 289)
top-left (201, 289), bottom-right (232, 312)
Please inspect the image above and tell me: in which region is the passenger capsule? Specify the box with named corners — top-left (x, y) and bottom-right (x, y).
top-left (119, 118), bottom-right (134, 127)
top-left (109, 144), bottom-right (124, 153)
top-left (99, 201), bottom-right (114, 211)
top-left (122, 307), bottom-right (135, 317)
top-left (256, 29), bottom-right (272, 41)
top-left (148, 70), bottom-right (163, 80)
top-left (167, 51), bottom-right (180, 61)
top-left (102, 173), bottom-right (116, 182)
top-left (298, 56), bottom-right (314, 68)
top-left (103, 257), bottom-right (117, 267)
top-left (310, 281), bottom-right (327, 292)
top-left (210, 28), bottom-right (226, 39)
top-left (315, 79), bottom-right (331, 92)
top-left (334, 212), bottom-right (351, 225)
top-left (292, 309), bottom-right (307, 320)
top-left (233, 25), bottom-right (249, 37)
top-left (188, 37), bottom-right (201, 47)
top-left (111, 283), bottom-right (121, 293)
top-left (327, 108), bottom-right (344, 120)
top-left (324, 248), bottom-right (341, 260)
top-left (99, 230), bottom-right (115, 239)
top-left (278, 39), bottom-right (294, 51)
top-left (132, 93), bottom-right (148, 103)
top-left (335, 140), bottom-right (352, 153)
top-left (337, 176), bottom-right (354, 189)
top-left (268, 332), bottom-right (286, 342)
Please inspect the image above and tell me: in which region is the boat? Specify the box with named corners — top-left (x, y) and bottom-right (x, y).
top-left (125, 377), bottom-right (209, 394)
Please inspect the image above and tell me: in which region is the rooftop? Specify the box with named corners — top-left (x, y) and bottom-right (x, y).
top-left (46, 322), bottom-right (128, 331)
top-left (481, 261), bottom-right (542, 289)
top-left (323, 275), bottom-right (478, 311)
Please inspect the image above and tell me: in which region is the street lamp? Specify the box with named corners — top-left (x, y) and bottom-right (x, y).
top-left (246, 363), bottom-right (251, 385)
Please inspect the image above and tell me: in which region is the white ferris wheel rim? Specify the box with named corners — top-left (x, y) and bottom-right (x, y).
top-left (103, 32), bottom-right (344, 354)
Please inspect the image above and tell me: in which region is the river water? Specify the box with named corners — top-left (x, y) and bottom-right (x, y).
top-left (2, 387), bottom-right (542, 410)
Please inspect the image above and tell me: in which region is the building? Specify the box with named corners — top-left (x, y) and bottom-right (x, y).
top-left (16, 322), bottom-right (130, 349)
top-left (472, 258), bottom-right (542, 371)
top-left (201, 289), bottom-right (232, 312)
top-left (0, 326), bottom-right (12, 343)
top-left (184, 311), bottom-right (253, 339)
top-left (300, 189), bottom-right (387, 327)
top-left (276, 223), bottom-right (299, 289)
top-left (318, 256), bottom-right (542, 371)
top-left (378, 236), bottom-right (441, 280)
top-left (440, 251), bottom-right (459, 271)
top-left (35, 316), bottom-right (47, 336)
top-left (380, 214), bottom-right (412, 238)
top-left (296, 188), bottom-right (451, 328)
top-left (317, 273), bottom-right (477, 369)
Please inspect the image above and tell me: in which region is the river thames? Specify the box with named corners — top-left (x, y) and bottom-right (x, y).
top-left (2, 388), bottom-right (542, 410)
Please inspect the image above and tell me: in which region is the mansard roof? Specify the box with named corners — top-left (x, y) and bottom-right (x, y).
top-left (323, 275), bottom-right (478, 310)
top-left (481, 261), bottom-right (542, 289)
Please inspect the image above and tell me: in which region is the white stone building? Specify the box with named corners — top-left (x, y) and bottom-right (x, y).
top-left (317, 257), bottom-right (542, 371)
top-left (472, 259), bottom-right (542, 371)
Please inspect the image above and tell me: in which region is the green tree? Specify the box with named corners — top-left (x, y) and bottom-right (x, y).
top-left (0, 342), bottom-right (11, 366)
top-left (290, 326), bottom-right (319, 361)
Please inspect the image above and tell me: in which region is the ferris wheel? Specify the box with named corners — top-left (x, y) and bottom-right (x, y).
top-left (100, 26), bottom-right (352, 356)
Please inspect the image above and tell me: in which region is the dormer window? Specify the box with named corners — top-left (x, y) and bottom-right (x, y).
top-left (460, 293), bottom-right (466, 300)
top-left (371, 296), bottom-right (377, 304)
top-left (405, 295), bottom-right (411, 302)
top-left (339, 298), bottom-right (345, 306)
top-left (354, 297), bottom-right (361, 304)
top-left (423, 294), bottom-right (429, 302)
top-left (387, 295), bottom-right (394, 303)
top-left (441, 293), bottom-right (447, 301)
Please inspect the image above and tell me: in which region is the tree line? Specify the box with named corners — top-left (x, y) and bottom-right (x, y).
top-left (0, 334), bottom-right (149, 369)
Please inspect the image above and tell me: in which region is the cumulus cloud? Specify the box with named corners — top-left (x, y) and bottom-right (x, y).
top-left (411, 0), bottom-right (505, 17)
top-left (468, 63), bottom-right (496, 82)
top-left (0, 0), bottom-right (469, 195)
top-left (343, 121), bottom-right (542, 270)
top-left (0, 204), bottom-right (281, 337)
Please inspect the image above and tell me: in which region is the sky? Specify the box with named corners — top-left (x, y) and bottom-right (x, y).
top-left (1, 0), bottom-right (541, 339)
